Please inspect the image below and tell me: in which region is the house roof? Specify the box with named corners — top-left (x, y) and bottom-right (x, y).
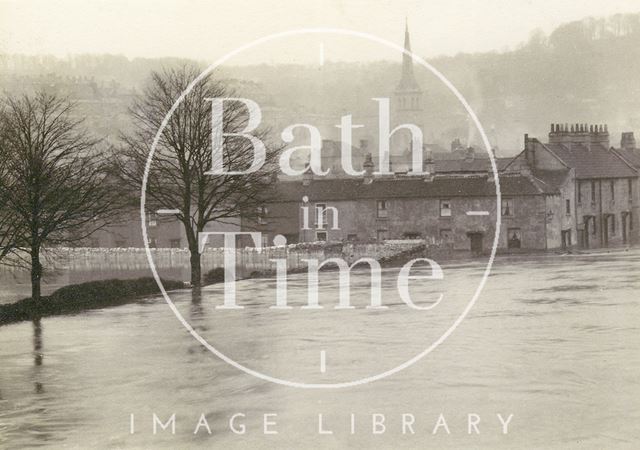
top-left (434, 157), bottom-right (512, 173)
top-left (613, 147), bottom-right (640, 169)
top-left (272, 173), bottom-right (553, 203)
top-left (530, 169), bottom-right (571, 193)
top-left (543, 142), bottom-right (637, 179)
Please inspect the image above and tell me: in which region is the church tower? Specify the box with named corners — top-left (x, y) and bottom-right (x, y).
top-left (391, 21), bottom-right (424, 166)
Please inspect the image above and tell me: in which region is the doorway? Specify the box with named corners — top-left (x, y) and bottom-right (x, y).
top-left (467, 232), bottom-right (483, 256)
top-left (561, 230), bottom-right (572, 249)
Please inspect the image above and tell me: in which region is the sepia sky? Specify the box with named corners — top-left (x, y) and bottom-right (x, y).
top-left (1, 0), bottom-right (640, 64)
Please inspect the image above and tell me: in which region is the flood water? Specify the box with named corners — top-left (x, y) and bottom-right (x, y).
top-left (0, 248), bottom-right (639, 449)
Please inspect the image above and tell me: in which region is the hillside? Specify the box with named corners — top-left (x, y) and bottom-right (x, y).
top-left (1, 13), bottom-right (639, 154)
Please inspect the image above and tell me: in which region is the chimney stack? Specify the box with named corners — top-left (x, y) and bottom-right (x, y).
top-left (548, 122), bottom-right (609, 148)
top-left (363, 153), bottom-right (374, 184)
top-left (302, 164), bottom-right (313, 186)
top-left (422, 145), bottom-right (435, 182)
top-left (524, 134), bottom-right (536, 168)
top-left (464, 146), bottom-right (475, 162)
top-left (621, 132), bottom-right (636, 151)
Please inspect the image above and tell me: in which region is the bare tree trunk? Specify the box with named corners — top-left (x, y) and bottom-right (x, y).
top-left (189, 248), bottom-right (202, 288)
top-left (31, 247), bottom-right (42, 301)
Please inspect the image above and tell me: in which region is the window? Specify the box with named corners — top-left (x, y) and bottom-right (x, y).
top-left (440, 199), bottom-right (452, 217)
top-left (578, 182), bottom-right (582, 204)
top-left (376, 230), bottom-right (388, 242)
top-left (316, 231), bottom-right (327, 242)
top-left (610, 180), bottom-right (615, 201)
top-left (630, 212), bottom-right (634, 230)
top-left (629, 179), bottom-right (633, 202)
top-left (565, 199), bottom-right (571, 215)
top-left (402, 232), bottom-right (421, 239)
top-left (507, 228), bottom-right (522, 249)
top-left (591, 181), bottom-right (596, 203)
top-left (609, 215), bottom-right (616, 235)
top-left (315, 203), bottom-right (327, 228)
top-left (257, 206), bottom-right (268, 225)
top-left (170, 239), bottom-right (181, 248)
top-left (148, 213), bottom-right (157, 227)
top-left (315, 203), bottom-right (338, 229)
top-left (501, 198), bottom-right (514, 216)
top-left (439, 229), bottom-right (453, 244)
top-left (376, 200), bottom-right (388, 218)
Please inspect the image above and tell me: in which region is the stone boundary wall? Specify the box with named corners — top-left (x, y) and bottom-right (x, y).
top-left (0, 241), bottom-right (428, 277)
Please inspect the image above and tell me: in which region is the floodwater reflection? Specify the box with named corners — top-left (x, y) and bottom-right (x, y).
top-left (0, 249), bottom-right (638, 449)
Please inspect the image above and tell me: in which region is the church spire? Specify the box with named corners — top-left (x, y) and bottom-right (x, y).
top-left (398, 18), bottom-right (419, 90)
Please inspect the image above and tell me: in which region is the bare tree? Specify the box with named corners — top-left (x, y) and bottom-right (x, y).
top-left (0, 92), bottom-right (122, 301)
top-left (118, 65), bottom-right (279, 287)
top-left (0, 185), bottom-right (22, 266)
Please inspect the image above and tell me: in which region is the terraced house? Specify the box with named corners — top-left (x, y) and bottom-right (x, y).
top-left (507, 124), bottom-right (639, 248)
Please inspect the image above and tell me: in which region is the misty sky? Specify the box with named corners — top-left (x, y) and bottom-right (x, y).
top-left (1, 0), bottom-right (640, 64)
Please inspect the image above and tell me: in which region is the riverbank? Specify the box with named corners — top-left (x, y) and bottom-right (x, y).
top-left (0, 277), bottom-right (184, 326)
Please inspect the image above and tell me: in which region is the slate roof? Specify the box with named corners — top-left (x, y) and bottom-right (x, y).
top-left (543, 142), bottom-right (637, 179)
top-left (272, 174), bottom-right (553, 203)
top-left (613, 147), bottom-right (640, 169)
top-left (530, 169), bottom-right (571, 193)
top-left (434, 157), bottom-right (513, 173)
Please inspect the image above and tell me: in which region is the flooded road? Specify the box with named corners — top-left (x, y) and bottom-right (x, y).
top-left (0, 249), bottom-right (639, 449)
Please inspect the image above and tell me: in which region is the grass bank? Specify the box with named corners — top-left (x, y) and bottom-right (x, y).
top-left (0, 277), bottom-right (183, 326)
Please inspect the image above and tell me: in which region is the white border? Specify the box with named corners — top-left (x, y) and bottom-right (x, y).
top-left (140, 28), bottom-right (502, 388)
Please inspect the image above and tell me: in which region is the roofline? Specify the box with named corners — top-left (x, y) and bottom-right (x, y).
top-left (537, 141), bottom-right (572, 170)
top-left (269, 191), bottom-right (545, 204)
top-left (610, 147), bottom-right (640, 173)
top-left (574, 175), bottom-right (638, 180)
top-left (501, 150), bottom-right (524, 172)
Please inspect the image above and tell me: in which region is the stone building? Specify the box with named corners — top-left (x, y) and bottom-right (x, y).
top-left (247, 157), bottom-right (560, 253)
top-left (248, 124), bottom-right (640, 253)
top-left (87, 211), bottom-right (239, 249)
top-left (504, 124), bottom-right (639, 248)
top-left (391, 20), bottom-right (424, 166)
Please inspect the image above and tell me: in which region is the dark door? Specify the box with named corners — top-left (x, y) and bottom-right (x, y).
top-left (583, 216), bottom-right (591, 248)
top-left (622, 213), bottom-right (628, 244)
top-left (468, 232), bottom-right (483, 255)
top-left (561, 230), bottom-right (572, 249)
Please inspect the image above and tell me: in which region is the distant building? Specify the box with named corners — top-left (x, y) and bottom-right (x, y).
top-left (391, 20), bottom-right (425, 167)
top-left (87, 211), bottom-right (239, 249)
